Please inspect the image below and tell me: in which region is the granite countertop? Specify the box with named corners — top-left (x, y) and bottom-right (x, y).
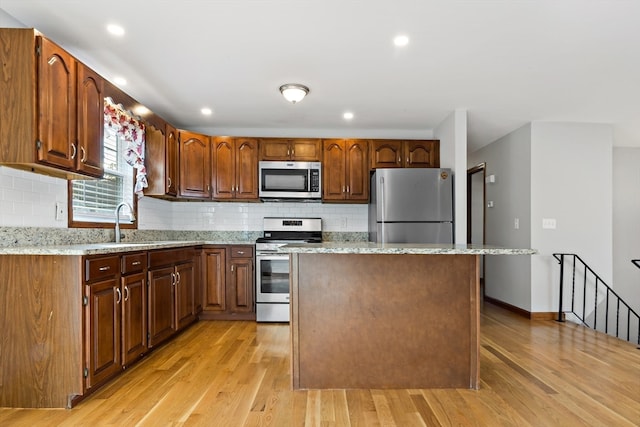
top-left (0, 240), bottom-right (257, 255)
top-left (278, 242), bottom-right (537, 255)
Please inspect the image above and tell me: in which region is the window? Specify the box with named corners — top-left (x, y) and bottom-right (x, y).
top-left (69, 126), bottom-right (136, 226)
top-left (69, 99), bottom-right (147, 228)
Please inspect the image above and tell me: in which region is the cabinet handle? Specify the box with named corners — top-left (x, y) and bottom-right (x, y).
top-left (176, 271), bottom-right (181, 285)
top-left (123, 286), bottom-right (129, 301)
top-left (407, 156), bottom-right (409, 164)
top-left (287, 148), bottom-right (290, 156)
top-left (342, 186), bottom-right (346, 193)
top-left (207, 185), bottom-right (210, 192)
top-left (171, 272), bottom-right (176, 286)
top-left (347, 185), bottom-right (350, 194)
top-left (98, 266), bottom-right (110, 271)
top-left (237, 251), bottom-right (245, 255)
top-left (291, 149), bottom-right (295, 156)
top-left (397, 156), bottom-right (401, 163)
top-left (80, 146), bottom-right (87, 163)
top-left (71, 143), bottom-right (77, 160)
top-left (167, 177), bottom-right (172, 188)
top-left (132, 261), bottom-right (141, 266)
top-left (231, 264), bottom-right (234, 272)
top-left (116, 288), bottom-right (122, 304)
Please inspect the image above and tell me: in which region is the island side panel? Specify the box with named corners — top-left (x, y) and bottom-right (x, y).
top-left (291, 253), bottom-right (479, 389)
top-left (0, 255), bottom-right (83, 408)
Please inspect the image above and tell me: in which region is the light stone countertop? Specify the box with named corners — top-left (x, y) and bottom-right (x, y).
top-left (0, 240), bottom-right (256, 256)
top-left (278, 242), bottom-right (537, 255)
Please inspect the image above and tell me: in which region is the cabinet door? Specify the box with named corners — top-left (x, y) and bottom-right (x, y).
top-left (404, 140), bottom-right (440, 168)
top-left (212, 136), bottom-right (235, 200)
top-left (76, 63), bottom-right (104, 177)
top-left (345, 139), bottom-right (369, 201)
top-left (259, 138), bottom-right (290, 160)
top-left (235, 138), bottom-right (258, 199)
top-left (166, 124), bottom-right (179, 196)
top-left (144, 123), bottom-right (167, 196)
top-left (291, 139), bottom-right (321, 161)
top-left (202, 248), bottom-right (226, 312)
top-left (122, 272), bottom-right (147, 366)
top-left (229, 258), bottom-right (254, 313)
top-left (175, 261), bottom-right (196, 330)
top-left (85, 278), bottom-right (121, 389)
top-left (322, 139), bottom-right (346, 201)
top-left (37, 36), bottom-right (77, 170)
top-left (148, 266), bottom-right (176, 348)
top-left (179, 130), bottom-right (211, 198)
top-left (370, 140), bottom-right (402, 169)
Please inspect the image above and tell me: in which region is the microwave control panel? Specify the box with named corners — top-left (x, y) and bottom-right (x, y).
top-left (310, 169), bottom-right (320, 192)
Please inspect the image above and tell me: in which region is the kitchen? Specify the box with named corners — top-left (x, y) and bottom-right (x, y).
top-left (0, 2), bottom-right (639, 425)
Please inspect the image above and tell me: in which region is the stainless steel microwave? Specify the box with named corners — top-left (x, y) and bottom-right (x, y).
top-left (258, 161), bottom-right (322, 200)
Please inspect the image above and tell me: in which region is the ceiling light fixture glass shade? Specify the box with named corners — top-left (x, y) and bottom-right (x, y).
top-left (279, 84), bottom-right (309, 104)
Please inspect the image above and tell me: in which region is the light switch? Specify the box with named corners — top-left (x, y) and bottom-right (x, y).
top-left (514, 218), bottom-right (519, 229)
top-left (542, 218), bottom-right (557, 229)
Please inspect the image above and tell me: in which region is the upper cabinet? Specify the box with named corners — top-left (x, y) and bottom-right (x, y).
top-left (145, 122), bottom-right (179, 198)
top-left (259, 138), bottom-right (321, 161)
top-left (212, 137), bottom-right (258, 201)
top-left (0, 29), bottom-right (104, 178)
top-left (178, 130), bottom-right (211, 199)
top-left (370, 139), bottom-right (440, 169)
top-left (322, 139), bottom-right (369, 203)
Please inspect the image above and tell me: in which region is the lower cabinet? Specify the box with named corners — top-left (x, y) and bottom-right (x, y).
top-left (84, 252), bottom-right (149, 390)
top-left (148, 247), bottom-right (199, 348)
top-left (201, 245), bottom-right (255, 320)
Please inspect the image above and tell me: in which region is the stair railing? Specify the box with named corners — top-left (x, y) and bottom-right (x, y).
top-left (553, 253), bottom-right (640, 345)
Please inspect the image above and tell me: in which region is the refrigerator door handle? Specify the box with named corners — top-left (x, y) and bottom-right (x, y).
top-left (380, 176), bottom-right (385, 244)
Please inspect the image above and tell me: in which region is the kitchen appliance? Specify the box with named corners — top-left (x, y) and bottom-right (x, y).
top-left (369, 168), bottom-right (454, 244)
top-left (258, 161), bottom-right (322, 200)
top-left (255, 217), bottom-right (322, 322)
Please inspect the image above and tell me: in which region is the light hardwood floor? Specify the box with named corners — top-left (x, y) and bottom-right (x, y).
top-left (1, 302), bottom-right (639, 426)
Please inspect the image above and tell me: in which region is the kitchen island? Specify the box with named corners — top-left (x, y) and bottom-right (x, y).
top-left (279, 242), bottom-right (535, 390)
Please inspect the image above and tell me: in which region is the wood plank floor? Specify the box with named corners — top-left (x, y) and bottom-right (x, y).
top-left (1, 302), bottom-right (639, 426)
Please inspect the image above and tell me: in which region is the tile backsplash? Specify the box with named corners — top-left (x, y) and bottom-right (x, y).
top-left (0, 166), bottom-right (368, 232)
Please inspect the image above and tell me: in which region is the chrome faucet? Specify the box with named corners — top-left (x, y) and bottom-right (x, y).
top-left (114, 202), bottom-right (136, 243)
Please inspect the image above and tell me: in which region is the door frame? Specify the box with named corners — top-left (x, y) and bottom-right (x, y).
top-left (466, 163), bottom-right (486, 244)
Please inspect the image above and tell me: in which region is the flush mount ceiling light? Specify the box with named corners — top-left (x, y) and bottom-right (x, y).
top-left (279, 83), bottom-right (309, 104)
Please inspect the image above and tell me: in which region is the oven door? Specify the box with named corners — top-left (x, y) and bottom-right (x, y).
top-left (256, 253), bottom-right (290, 303)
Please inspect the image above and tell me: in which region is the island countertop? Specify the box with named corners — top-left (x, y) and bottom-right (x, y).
top-left (279, 241), bottom-right (537, 255)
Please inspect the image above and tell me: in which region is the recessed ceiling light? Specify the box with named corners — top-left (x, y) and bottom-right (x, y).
top-left (393, 35), bottom-right (409, 47)
top-left (201, 108), bottom-right (213, 116)
top-left (343, 112), bottom-right (354, 120)
top-left (107, 24), bottom-right (125, 36)
top-left (113, 76), bottom-right (127, 86)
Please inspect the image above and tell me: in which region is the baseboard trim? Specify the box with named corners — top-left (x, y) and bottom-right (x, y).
top-left (484, 296), bottom-right (558, 320)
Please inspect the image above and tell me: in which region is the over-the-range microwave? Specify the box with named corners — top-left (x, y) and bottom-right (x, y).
top-left (258, 161), bottom-right (322, 201)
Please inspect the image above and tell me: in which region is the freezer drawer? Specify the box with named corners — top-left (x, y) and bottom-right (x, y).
top-left (374, 222), bottom-right (453, 244)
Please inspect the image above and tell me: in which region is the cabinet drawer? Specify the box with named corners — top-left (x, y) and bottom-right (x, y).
top-left (148, 248), bottom-right (190, 269)
top-left (230, 246), bottom-right (254, 258)
top-left (122, 252), bottom-right (146, 274)
top-left (85, 256), bottom-right (119, 282)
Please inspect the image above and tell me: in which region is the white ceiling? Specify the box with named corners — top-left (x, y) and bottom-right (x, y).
top-left (1, 0), bottom-right (639, 152)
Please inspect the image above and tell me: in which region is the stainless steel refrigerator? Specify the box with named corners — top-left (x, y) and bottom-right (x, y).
top-left (369, 168), bottom-right (454, 243)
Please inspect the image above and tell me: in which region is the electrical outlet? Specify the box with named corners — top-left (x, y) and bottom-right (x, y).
top-left (514, 218), bottom-right (519, 229)
top-left (55, 202), bottom-right (66, 221)
top-left (341, 217), bottom-right (348, 229)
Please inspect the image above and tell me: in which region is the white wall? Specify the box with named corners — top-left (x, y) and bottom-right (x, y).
top-left (530, 122), bottom-right (613, 312)
top-left (435, 109), bottom-right (468, 244)
top-left (468, 124), bottom-right (532, 310)
top-left (612, 147), bottom-right (640, 310)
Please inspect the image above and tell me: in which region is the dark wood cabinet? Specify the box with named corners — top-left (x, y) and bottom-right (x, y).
top-left (201, 245), bottom-right (255, 320)
top-left (84, 255), bottom-right (121, 390)
top-left (370, 139), bottom-right (440, 169)
top-left (259, 138), bottom-right (321, 161)
top-left (145, 122), bottom-right (179, 198)
top-left (147, 248), bottom-right (198, 348)
top-left (322, 139), bottom-right (369, 202)
top-left (121, 252), bottom-right (147, 367)
top-left (179, 130), bottom-right (211, 199)
top-left (212, 137), bottom-right (258, 200)
top-left (0, 29), bottom-right (105, 179)
top-left (75, 63), bottom-right (105, 177)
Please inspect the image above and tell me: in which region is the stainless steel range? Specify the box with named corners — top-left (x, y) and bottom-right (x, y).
top-left (255, 217), bottom-right (322, 322)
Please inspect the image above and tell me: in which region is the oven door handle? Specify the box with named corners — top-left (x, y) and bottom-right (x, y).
top-left (256, 254), bottom-right (290, 261)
